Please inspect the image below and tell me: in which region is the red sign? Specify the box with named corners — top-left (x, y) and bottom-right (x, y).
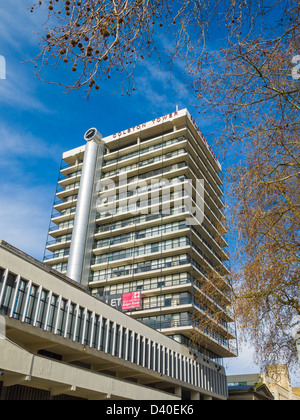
top-left (122, 291), bottom-right (141, 311)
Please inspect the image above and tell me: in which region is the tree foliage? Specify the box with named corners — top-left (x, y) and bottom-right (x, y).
top-left (190, 0), bottom-right (300, 370)
top-left (31, 0), bottom-right (206, 92)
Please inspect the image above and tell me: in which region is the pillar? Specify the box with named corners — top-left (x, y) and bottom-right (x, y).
top-left (66, 128), bottom-right (103, 284)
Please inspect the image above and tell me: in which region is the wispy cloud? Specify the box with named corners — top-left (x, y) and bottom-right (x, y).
top-left (0, 3), bottom-right (64, 262)
top-left (0, 122), bottom-right (62, 260)
top-left (0, 123), bottom-right (63, 192)
top-left (0, 1), bottom-right (51, 112)
top-left (0, 124), bottom-right (61, 161)
top-left (0, 0), bottom-right (45, 50)
top-left (225, 343), bottom-right (259, 376)
top-left (0, 75), bottom-right (47, 112)
top-left (0, 183), bottom-right (52, 260)
top-left (134, 60), bottom-right (193, 113)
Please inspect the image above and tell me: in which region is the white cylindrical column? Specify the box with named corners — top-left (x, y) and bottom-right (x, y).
top-left (66, 128), bottom-right (103, 284)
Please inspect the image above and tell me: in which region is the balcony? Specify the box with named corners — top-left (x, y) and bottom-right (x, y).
top-left (93, 221), bottom-right (189, 254)
top-left (147, 317), bottom-right (238, 359)
top-left (43, 249), bottom-right (70, 264)
top-left (48, 220), bottom-right (74, 236)
top-left (104, 139), bottom-right (187, 177)
top-left (103, 131), bottom-right (187, 168)
top-left (94, 210), bottom-right (188, 240)
top-left (89, 261), bottom-right (192, 286)
top-left (91, 236), bottom-right (190, 267)
top-left (46, 238), bottom-right (72, 252)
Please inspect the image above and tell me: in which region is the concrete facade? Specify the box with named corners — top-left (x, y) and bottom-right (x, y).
top-left (0, 240), bottom-right (227, 400)
top-left (44, 109), bottom-right (237, 366)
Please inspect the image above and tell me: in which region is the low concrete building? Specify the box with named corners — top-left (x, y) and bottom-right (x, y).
top-left (228, 365), bottom-right (300, 401)
top-left (0, 240), bottom-right (227, 400)
top-left (227, 383), bottom-right (274, 401)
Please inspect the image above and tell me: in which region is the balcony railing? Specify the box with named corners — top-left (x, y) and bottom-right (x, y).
top-left (103, 135), bottom-right (186, 167)
top-left (138, 315), bottom-right (237, 355)
top-left (90, 256), bottom-right (191, 283)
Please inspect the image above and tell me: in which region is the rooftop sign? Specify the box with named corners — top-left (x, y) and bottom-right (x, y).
top-left (104, 110), bottom-right (183, 142)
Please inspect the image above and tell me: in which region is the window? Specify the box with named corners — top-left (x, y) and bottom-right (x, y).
top-left (115, 325), bottom-right (121, 357)
top-left (14, 280), bottom-right (29, 320)
top-left (107, 321), bottom-right (114, 354)
top-left (92, 314), bottom-right (100, 349)
top-left (155, 344), bottom-right (159, 372)
top-left (134, 334), bottom-right (139, 364)
top-left (84, 311), bottom-right (92, 346)
top-left (100, 318), bottom-right (108, 351)
top-left (0, 268), bottom-right (4, 289)
top-left (150, 341), bottom-right (154, 370)
top-left (144, 339), bottom-right (149, 368)
top-left (164, 298), bottom-right (172, 307)
top-left (66, 303), bottom-right (76, 339)
top-left (151, 243), bottom-right (159, 253)
top-left (47, 294), bottom-right (59, 332)
top-left (160, 347), bottom-right (164, 374)
top-left (139, 337), bottom-right (144, 366)
top-left (121, 328), bottom-right (127, 359)
top-left (127, 330), bottom-right (133, 361)
top-left (36, 290), bottom-right (49, 329)
top-left (75, 307), bottom-right (85, 343)
top-left (1, 273), bottom-right (16, 316)
top-left (25, 284), bottom-right (39, 325)
top-left (56, 298), bottom-right (68, 336)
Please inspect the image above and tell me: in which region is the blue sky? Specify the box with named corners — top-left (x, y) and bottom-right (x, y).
top-left (0, 0), bottom-right (279, 381)
top-left (0, 0), bottom-right (196, 257)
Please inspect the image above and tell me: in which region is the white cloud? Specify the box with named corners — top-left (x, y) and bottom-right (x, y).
top-left (0, 183), bottom-right (53, 261)
top-left (0, 124), bottom-right (61, 161)
top-left (0, 0), bottom-right (45, 50)
top-left (0, 1), bottom-right (51, 112)
top-left (0, 62), bottom-right (50, 112)
top-left (225, 344), bottom-right (260, 376)
top-left (0, 123), bottom-right (62, 260)
top-left (134, 60), bottom-right (194, 113)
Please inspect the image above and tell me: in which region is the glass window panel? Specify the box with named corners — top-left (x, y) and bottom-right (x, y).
top-left (92, 314), bottom-right (100, 349)
top-left (66, 303), bottom-right (76, 339)
top-left (100, 318), bottom-right (107, 351)
top-left (56, 298), bottom-right (68, 336)
top-left (75, 307), bottom-right (85, 342)
top-left (107, 321), bottom-right (114, 354)
top-left (46, 294), bottom-right (59, 332)
top-left (84, 311), bottom-right (92, 346)
top-left (1, 273), bottom-right (17, 316)
top-left (25, 284), bottom-right (38, 324)
top-left (15, 281), bottom-right (28, 320)
top-left (36, 290), bottom-right (49, 329)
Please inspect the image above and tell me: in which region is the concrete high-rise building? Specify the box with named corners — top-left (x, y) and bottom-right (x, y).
top-left (44, 108), bottom-right (237, 364)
